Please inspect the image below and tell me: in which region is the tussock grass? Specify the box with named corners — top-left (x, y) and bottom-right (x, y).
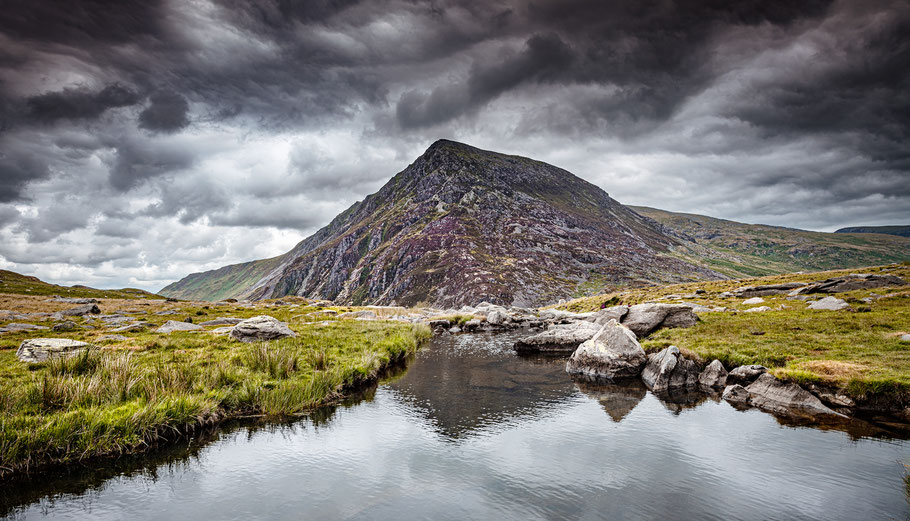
top-left (0, 320), bottom-right (431, 477)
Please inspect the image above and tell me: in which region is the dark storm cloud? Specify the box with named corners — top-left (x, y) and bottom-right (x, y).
top-left (26, 84), bottom-right (141, 124)
top-left (139, 90), bottom-right (191, 133)
top-left (0, 149), bottom-right (48, 202)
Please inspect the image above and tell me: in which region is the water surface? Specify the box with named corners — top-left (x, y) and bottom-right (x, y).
top-left (2, 332), bottom-right (908, 520)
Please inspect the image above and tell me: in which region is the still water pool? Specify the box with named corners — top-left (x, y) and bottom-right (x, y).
top-left (2, 332), bottom-right (908, 520)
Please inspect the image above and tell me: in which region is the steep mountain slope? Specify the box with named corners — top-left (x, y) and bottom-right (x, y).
top-left (633, 206), bottom-right (910, 278)
top-left (835, 225), bottom-right (910, 238)
top-left (161, 140), bottom-right (720, 306)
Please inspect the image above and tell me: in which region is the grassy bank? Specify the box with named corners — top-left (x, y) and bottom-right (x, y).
top-left (557, 263), bottom-right (910, 405)
top-left (0, 309), bottom-right (430, 477)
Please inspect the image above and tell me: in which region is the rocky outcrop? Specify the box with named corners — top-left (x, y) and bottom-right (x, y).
top-left (698, 359), bottom-right (728, 389)
top-left (726, 364), bottom-right (767, 385)
top-left (807, 297), bottom-right (848, 311)
top-left (725, 373), bottom-right (841, 417)
top-left (155, 320), bottom-right (203, 334)
top-left (17, 338), bottom-right (91, 363)
top-left (734, 283), bottom-right (806, 298)
top-left (514, 321), bottom-right (600, 353)
top-left (230, 315), bottom-right (296, 343)
top-left (640, 346), bottom-right (699, 392)
top-left (621, 303), bottom-right (698, 337)
top-left (795, 274), bottom-right (907, 295)
top-left (565, 320), bottom-right (647, 380)
top-left (48, 296), bottom-right (99, 304)
top-left (60, 303), bottom-right (101, 316)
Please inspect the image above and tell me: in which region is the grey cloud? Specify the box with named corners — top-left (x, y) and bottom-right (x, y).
top-left (0, 149), bottom-right (48, 202)
top-left (139, 90), bottom-right (190, 133)
top-left (26, 84), bottom-right (141, 124)
top-left (109, 140), bottom-right (196, 191)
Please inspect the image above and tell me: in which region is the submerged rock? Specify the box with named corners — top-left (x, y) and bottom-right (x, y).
top-left (17, 338), bottom-right (92, 363)
top-left (514, 321), bottom-right (600, 353)
top-left (621, 303), bottom-right (698, 337)
top-left (726, 365), bottom-right (768, 386)
top-left (807, 297), bottom-right (848, 311)
top-left (640, 346), bottom-right (699, 392)
top-left (156, 320), bottom-right (203, 334)
top-left (230, 315), bottom-right (296, 343)
top-left (565, 320), bottom-right (647, 380)
top-left (698, 360), bottom-right (728, 389)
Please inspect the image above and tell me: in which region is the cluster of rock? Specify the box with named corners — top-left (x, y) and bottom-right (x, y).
top-left (731, 274), bottom-right (906, 299)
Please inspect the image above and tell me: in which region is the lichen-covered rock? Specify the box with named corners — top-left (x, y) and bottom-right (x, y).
top-left (17, 338), bottom-right (92, 363)
top-left (640, 346), bottom-right (699, 392)
top-left (807, 296), bottom-right (848, 311)
top-left (514, 321), bottom-right (600, 353)
top-left (230, 315), bottom-right (296, 343)
top-left (565, 320), bottom-right (647, 380)
top-left (698, 359), bottom-right (728, 389)
top-left (156, 320), bottom-right (203, 334)
top-left (621, 303), bottom-right (698, 337)
top-left (726, 365), bottom-right (768, 386)
top-left (745, 373), bottom-right (840, 417)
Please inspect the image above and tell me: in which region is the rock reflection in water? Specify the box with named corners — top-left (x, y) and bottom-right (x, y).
top-left (386, 332), bottom-right (577, 439)
top-left (573, 379), bottom-right (646, 422)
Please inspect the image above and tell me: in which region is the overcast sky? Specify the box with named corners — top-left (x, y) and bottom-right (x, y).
top-left (1, 0), bottom-right (908, 291)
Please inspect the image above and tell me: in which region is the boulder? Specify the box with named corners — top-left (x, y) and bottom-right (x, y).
top-left (486, 310), bottom-right (510, 326)
top-left (52, 320), bottom-right (78, 332)
top-left (640, 346), bottom-right (699, 392)
top-left (589, 305), bottom-right (629, 325)
top-left (698, 359), bottom-right (728, 389)
top-left (744, 306), bottom-right (772, 313)
top-left (16, 338), bottom-right (92, 363)
top-left (60, 303), bottom-right (101, 316)
top-left (230, 315), bottom-right (296, 343)
top-left (565, 320), bottom-right (647, 380)
top-left (155, 320), bottom-right (203, 334)
top-left (744, 373), bottom-right (841, 417)
top-left (742, 297), bottom-right (765, 305)
top-left (514, 321), bottom-right (600, 353)
top-left (807, 297), bottom-right (848, 311)
top-left (736, 283), bottom-right (806, 298)
top-left (621, 303), bottom-right (698, 337)
top-left (721, 384), bottom-right (751, 405)
top-left (726, 364), bottom-right (767, 385)
top-left (199, 317), bottom-right (243, 326)
top-left (112, 322), bottom-right (152, 332)
top-left (448, 326), bottom-right (462, 334)
top-left (463, 319), bottom-right (483, 332)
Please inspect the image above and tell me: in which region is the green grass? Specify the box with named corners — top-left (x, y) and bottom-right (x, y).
top-left (0, 317), bottom-right (430, 477)
top-left (0, 269), bottom-right (162, 300)
top-left (557, 263), bottom-right (910, 402)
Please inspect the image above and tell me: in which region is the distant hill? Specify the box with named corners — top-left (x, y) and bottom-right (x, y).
top-left (835, 225), bottom-right (910, 238)
top-left (632, 207), bottom-right (910, 278)
top-left (0, 269), bottom-right (164, 299)
top-left (162, 139), bottom-right (723, 306)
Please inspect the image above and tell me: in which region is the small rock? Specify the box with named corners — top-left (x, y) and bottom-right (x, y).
top-left (744, 306), bottom-right (771, 313)
top-left (61, 304), bottom-right (101, 316)
top-left (808, 296), bottom-right (849, 311)
top-left (52, 320), bottom-right (78, 332)
top-left (742, 297), bottom-right (765, 305)
top-left (156, 320), bottom-right (203, 334)
top-left (339, 310), bottom-right (378, 320)
top-left (722, 384), bottom-right (751, 405)
top-left (1, 323), bottom-right (50, 332)
top-left (49, 297), bottom-right (98, 304)
top-left (901, 334), bottom-right (910, 342)
top-left (99, 334), bottom-right (129, 341)
top-left (209, 326), bottom-right (235, 335)
top-left (463, 318), bottom-right (483, 332)
top-left (199, 317), bottom-right (243, 326)
top-left (565, 320), bottom-right (647, 380)
top-left (230, 315), bottom-right (296, 343)
top-left (726, 365), bottom-right (768, 385)
top-left (17, 338), bottom-right (92, 363)
top-left (698, 360), bottom-right (728, 389)
top-left (448, 326), bottom-right (462, 334)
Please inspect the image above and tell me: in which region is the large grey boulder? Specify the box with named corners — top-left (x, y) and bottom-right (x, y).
top-left (589, 305), bottom-right (629, 325)
top-left (230, 315), bottom-right (296, 343)
top-left (621, 303), bottom-right (698, 337)
top-left (156, 320), bottom-right (203, 334)
top-left (61, 303), bottom-right (101, 316)
top-left (514, 321), bottom-right (600, 353)
top-left (486, 310), bottom-right (511, 326)
top-left (726, 364), bottom-right (768, 385)
top-left (566, 320), bottom-right (647, 380)
top-left (744, 373), bottom-right (841, 417)
top-left (640, 346), bottom-right (699, 392)
top-left (807, 297), bottom-right (848, 311)
top-left (17, 338), bottom-right (92, 363)
top-left (698, 360), bottom-right (728, 389)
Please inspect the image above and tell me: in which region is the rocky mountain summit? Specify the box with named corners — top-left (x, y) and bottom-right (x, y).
top-left (162, 140), bottom-right (720, 306)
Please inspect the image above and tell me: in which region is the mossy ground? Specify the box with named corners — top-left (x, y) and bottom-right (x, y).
top-left (0, 295), bottom-right (430, 477)
top-left (556, 263), bottom-right (910, 402)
